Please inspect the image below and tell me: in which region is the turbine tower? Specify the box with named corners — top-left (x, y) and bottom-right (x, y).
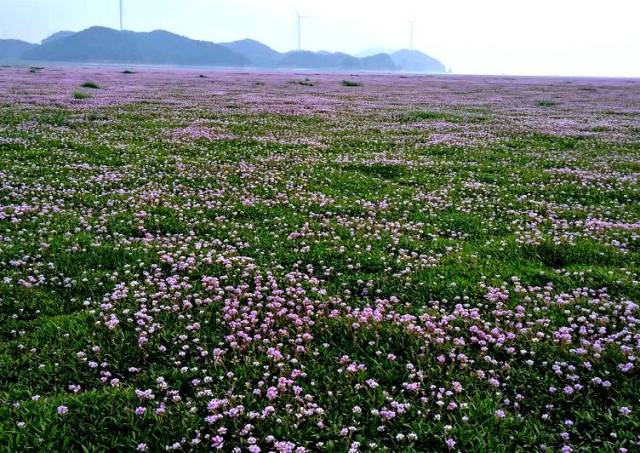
top-left (119, 0), bottom-right (123, 31)
top-left (409, 20), bottom-right (414, 50)
top-left (295, 9), bottom-right (307, 51)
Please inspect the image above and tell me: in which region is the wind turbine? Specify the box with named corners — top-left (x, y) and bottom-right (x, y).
top-left (408, 20), bottom-right (414, 51)
top-left (119, 0), bottom-right (124, 31)
top-left (295, 9), bottom-right (307, 51)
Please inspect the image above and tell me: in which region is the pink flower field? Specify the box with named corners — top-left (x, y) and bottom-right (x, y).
top-left (0, 66), bottom-right (639, 451)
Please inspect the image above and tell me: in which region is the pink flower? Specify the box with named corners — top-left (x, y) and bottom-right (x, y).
top-left (267, 347), bottom-right (283, 362)
top-left (207, 398), bottom-right (227, 411)
top-left (211, 435), bottom-right (224, 449)
top-left (366, 379), bottom-right (379, 389)
top-left (266, 386), bottom-right (279, 400)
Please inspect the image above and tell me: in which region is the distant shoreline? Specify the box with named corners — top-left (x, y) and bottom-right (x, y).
top-left (2, 62), bottom-right (638, 80)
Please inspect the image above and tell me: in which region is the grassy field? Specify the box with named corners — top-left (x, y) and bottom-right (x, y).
top-left (0, 67), bottom-right (639, 451)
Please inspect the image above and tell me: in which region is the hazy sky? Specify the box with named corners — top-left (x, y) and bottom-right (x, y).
top-left (2, 0), bottom-right (639, 77)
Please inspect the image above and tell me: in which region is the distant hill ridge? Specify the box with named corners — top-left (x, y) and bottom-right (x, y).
top-left (23, 27), bottom-right (248, 66)
top-left (0, 39), bottom-right (35, 60)
top-left (389, 49), bottom-right (446, 73)
top-left (0, 26), bottom-right (447, 73)
top-left (41, 31), bottom-right (75, 45)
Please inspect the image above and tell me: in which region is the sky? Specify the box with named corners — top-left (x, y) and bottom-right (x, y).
top-left (1, 0), bottom-right (639, 77)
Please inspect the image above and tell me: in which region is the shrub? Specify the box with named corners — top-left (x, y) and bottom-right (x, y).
top-left (73, 91), bottom-right (91, 99)
top-left (81, 82), bottom-right (100, 89)
top-left (342, 80), bottom-right (362, 87)
top-left (398, 110), bottom-right (461, 123)
top-left (535, 100), bottom-right (558, 107)
top-left (288, 78), bottom-right (314, 87)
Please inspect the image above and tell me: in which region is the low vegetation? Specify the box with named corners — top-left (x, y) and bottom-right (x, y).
top-left (0, 67), bottom-right (639, 451)
top-left (81, 81), bottom-right (100, 89)
top-left (72, 91), bottom-right (91, 99)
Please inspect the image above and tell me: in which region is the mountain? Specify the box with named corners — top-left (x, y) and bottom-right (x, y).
top-left (220, 42), bottom-right (396, 71)
top-left (42, 31), bottom-right (75, 45)
top-left (356, 47), bottom-right (394, 58)
top-left (278, 50), bottom-right (396, 71)
top-left (0, 39), bottom-right (35, 60)
top-left (279, 51), bottom-right (348, 69)
top-left (220, 39), bottom-right (281, 67)
top-left (347, 53), bottom-right (397, 71)
top-left (390, 49), bottom-right (446, 73)
top-left (23, 26), bottom-right (249, 66)
top-left (9, 26), bottom-right (446, 72)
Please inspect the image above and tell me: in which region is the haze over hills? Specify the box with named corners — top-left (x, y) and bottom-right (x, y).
top-left (1, 26), bottom-right (447, 73)
top-left (0, 39), bottom-right (35, 60)
top-left (389, 49), bottom-right (447, 73)
top-left (356, 47), bottom-right (395, 58)
top-left (277, 50), bottom-right (396, 71)
top-left (220, 39), bottom-right (281, 68)
top-left (41, 31), bottom-right (76, 45)
top-left (23, 27), bottom-right (249, 66)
